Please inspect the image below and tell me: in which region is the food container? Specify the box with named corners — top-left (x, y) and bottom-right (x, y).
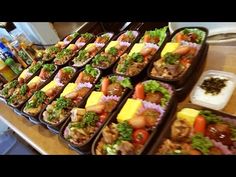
top-left (42, 32), bottom-right (81, 62)
top-left (70, 32), bottom-right (115, 68)
top-left (53, 33), bottom-right (95, 67)
top-left (21, 66), bottom-right (78, 124)
top-left (148, 103), bottom-right (236, 155)
top-left (190, 70), bottom-right (236, 110)
top-left (59, 91), bottom-right (131, 154)
top-left (91, 79), bottom-right (176, 155)
top-left (7, 65), bottom-right (58, 112)
top-left (39, 67), bottom-right (102, 134)
top-left (175, 43), bottom-right (209, 101)
top-left (147, 27), bottom-right (209, 88)
top-left (113, 27), bottom-right (169, 84)
top-left (91, 30), bottom-right (140, 75)
top-left (0, 61), bottom-right (43, 101)
top-left (59, 74), bottom-right (134, 153)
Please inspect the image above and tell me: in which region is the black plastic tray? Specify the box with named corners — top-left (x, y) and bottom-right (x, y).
top-left (147, 27), bottom-right (209, 88)
top-left (58, 74), bottom-right (133, 153)
top-left (91, 79), bottom-right (177, 155)
top-left (0, 62), bottom-right (43, 101)
top-left (38, 68), bottom-right (102, 133)
top-left (7, 65), bottom-right (59, 113)
top-left (20, 66), bottom-right (78, 124)
top-left (42, 32), bottom-right (82, 62)
top-left (53, 34), bottom-right (95, 67)
top-left (113, 28), bottom-right (170, 84)
top-left (69, 32), bottom-right (115, 69)
top-left (91, 30), bottom-right (141, 75)
top-left (148, 103), bottom-right (236, 155)
top-left (175, 43), bottom-right (209, 102)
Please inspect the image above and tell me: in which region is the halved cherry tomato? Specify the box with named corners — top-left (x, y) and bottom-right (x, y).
top-left (132, 129), bottom-right (149, 145)
top-left (101, 77), bottom-right (110, 95)
top-left (194, 115), bottom-right (206, 134)
top-left (99, 112), bottom-right (108, 123)
top-left (134, 83), bottom-right (145, 100)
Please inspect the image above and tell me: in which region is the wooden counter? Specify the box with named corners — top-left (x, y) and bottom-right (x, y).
top-left (0, 102), bottom-right (77, 155)
top-left (0, 45), bottom-right (236, 155)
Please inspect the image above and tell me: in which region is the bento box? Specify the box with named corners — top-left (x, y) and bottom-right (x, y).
top-left (91, 79), bottom-right (176, 155)
top-left (147, 27), bottom-right (208, 88)
top-left (148, 103), bottom-right (236, 155)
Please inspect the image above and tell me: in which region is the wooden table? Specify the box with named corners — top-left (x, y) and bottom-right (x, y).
top-left (0, 103), bottom-right (77, 155)
top-left (179, 45), bottom-right (236, 115)
top-left (0, 45), bottom-right (236, 155)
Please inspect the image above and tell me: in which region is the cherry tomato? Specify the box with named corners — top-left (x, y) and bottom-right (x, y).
top-left (132, 129), bottom-right (149, 145)
top-left (194, 115), bottom-right (206, 134)
top-left (99, 112), bottom-right (108, 123)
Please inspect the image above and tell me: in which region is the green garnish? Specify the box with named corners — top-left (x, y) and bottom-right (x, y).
top-left (56, 48), bottom-right (73, 59)
top-left (81, 33), bottom-right (94, 40)
top-left (92, 54), bottom-right (109, 65)
top-left (199, 110), bottom-right (222, 124)
top-left (117, 53), bottom-right (143, 74)
top-left (71, 32), bottom-right (79, 38)
top-left (47, 109), bottom-right (62, 121)
top-left (143, 80), bottom-right (171, 107)
top-left (46, 46), bottom-right (60, 54)
top-left (108, 47), bottom-right (118, 56)
top-left (181, 28), bottom-right (206, 44)
top-left (84, 64), bottom-right (98, 77)
top-left (191, 133), bottom-right (213, 155)
top-left (70, 111), bottom-right (99, 128)
top-left (28, 61), bottom-right (42, 74)
top-left (142, 26), bottom-right (168, 46)
top-left (25, 91), bottom-right (46, 109)
top-left (1, 80), bottom-right (18, 96)
top-left (108, 76), bottom-right (133, 89)
top-left (62, 67), bottom-right (74, 74)
top-left (117, 121), bottom-right (133, 141)
top-left (164, 52), bottom-right (181, 65)
top-left (20, 84), bottom-right (27, 95)
top-left (75, 50), bottom-right (88, 61)
top-left (43, 64), bottom-right (56, 72)
top-left (55, 97), bottom-right (71, 110)
top-left (130, 53), bottom-right (143, 62)
top-left (126, 31), bottom-right (134, 38)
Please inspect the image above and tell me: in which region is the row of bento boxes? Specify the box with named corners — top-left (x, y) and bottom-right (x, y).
top-left (1, 65), bottom-right (236, 155)
top-left (0, 25), bottom-right (235, 155)
top-left (36, 26), bottom-right (209, 89)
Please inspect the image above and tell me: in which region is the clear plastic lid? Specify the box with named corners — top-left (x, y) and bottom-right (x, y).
top-left (190, 70), bottom-right (236, 110)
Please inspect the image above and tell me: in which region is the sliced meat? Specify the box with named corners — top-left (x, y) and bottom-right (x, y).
top-left (117, 141), bottom-right (135, 155)
top-left (102, 124), bottom-right (118, 144)
top-left (171, 119), bottom-right (191, 142)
